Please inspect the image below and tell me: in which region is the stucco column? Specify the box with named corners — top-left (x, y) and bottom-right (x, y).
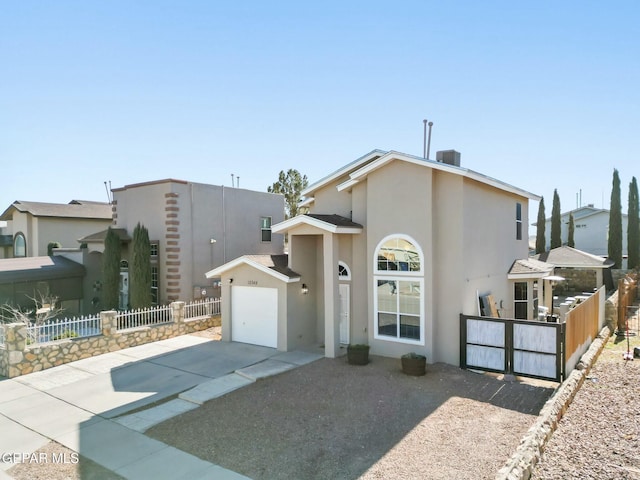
top-left (323, 232), bottom-right (340, 358)
top-left (596, 269), bottom-right (603, 289)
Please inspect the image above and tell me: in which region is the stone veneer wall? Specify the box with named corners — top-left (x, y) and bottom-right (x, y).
top-left (554, 268), bottom-right (597, 294)
top-left (0, 302), bottom-right (220, 379)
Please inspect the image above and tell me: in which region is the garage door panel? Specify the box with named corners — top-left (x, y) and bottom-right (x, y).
top-left (231, 286), bottom-right (278, 348)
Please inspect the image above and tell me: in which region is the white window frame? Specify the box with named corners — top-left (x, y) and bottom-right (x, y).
top-left (338, 261), bottom-right (351, 281)
top-left (373, 234), bottom-right (425, 345)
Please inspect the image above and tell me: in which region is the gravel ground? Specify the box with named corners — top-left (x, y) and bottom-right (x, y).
top-left (148, 355), bottom-right (555, 480)
top-left (531, 333), bottom-right (640, 480)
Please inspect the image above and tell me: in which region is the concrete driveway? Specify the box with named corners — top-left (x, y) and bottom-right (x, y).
top-left (0, 335), bottom-right (322, 479)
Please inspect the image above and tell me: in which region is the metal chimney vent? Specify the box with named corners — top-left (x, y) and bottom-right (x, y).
top-left (436, 150), bottom-right (461, 167)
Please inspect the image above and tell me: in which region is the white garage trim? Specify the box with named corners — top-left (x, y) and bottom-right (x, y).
top-left (231, 286), bottom-right (278, 348)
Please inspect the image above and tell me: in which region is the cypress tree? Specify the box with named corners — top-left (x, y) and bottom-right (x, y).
top-left (608, 169), bottom-right (623, 269)
top-left (130, 222), bottom-right (152, 308)
top-left (628, 177), bottom-right (639, 269)
top-left (535, 197), bottom-right (546, 254)
top-left (550, 189), bottom-right (562, 249)
top-left (102, 227), bottom-right (121, 310)
top-left (567, 212), bottom-right (575, 248)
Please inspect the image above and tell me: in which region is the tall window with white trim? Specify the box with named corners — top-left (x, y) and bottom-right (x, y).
top-left (374, 235), bottom-right (424, 343)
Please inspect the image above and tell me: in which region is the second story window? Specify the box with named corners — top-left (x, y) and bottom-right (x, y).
top-left (14, 232), bottom-right (26, 257)
top-left (516, 203), bottom-right (522, 240)
top-left (261, 217), bottom-right (272, 242)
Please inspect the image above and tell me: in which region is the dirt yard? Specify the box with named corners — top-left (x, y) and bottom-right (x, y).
top-left (531, 332), bottom-right (640, 479)
top-left (148, 356), bottom-right (556, 480)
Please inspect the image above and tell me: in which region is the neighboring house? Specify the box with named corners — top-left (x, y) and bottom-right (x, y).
top-left (532, 246), bottom-right (614, 292)
top-left (0, 221), bottom-right (12, 259)
top-left (536, 205), bottom-right (628, 257)
top-left (0, 255), bottom-right (85, 313)
top-left (207, 149), bottom-right (540, 367)
top-left (0, 200), bottom-right (112, 258)
top-left (81, 179), bottom-right (285, 309)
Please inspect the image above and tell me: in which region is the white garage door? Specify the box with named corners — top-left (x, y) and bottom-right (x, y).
top-left (231, 286), bottom-right (278, 348)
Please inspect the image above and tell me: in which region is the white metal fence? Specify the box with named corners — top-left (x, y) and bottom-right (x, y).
top-left (184, 298), bottom-right (221, 320)
top-left (25, 315), bottom-right (102, 346)
top-left (117, 305), bottom-right (172, 331)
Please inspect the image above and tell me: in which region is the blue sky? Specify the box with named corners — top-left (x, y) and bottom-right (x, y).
top-left (1, 1), bottom-right (639, 230)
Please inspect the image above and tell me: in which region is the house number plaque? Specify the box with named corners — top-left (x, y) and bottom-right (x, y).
top-left (248, 280), bottom-right (258, 286)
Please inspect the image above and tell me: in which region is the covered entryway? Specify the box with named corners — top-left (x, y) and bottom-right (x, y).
top-left (231, 285), bottom-right (278, 348)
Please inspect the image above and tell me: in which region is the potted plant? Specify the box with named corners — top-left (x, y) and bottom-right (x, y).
top-left (401, 352), bottom-right (426, 376)
top-left (347, 344), bottom-right (370, 365)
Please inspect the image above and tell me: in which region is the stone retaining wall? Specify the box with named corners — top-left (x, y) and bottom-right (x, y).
top-left (495, 326), bottom-right (611, 480)
top-left (0, 302), bottom-right (221, 378)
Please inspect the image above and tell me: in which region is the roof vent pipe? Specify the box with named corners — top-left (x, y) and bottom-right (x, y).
top-left (423, 119), bottom-right (428, 158)
top-left (426, 121), bottom-right (434, 160)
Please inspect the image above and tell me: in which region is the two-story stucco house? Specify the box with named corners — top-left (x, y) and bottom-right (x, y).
top-left (81, 179), bottom-right (285, 309)
top-left (207, 149), bottom-right (540, 366)
top-left (537, 205), bottom-right (628, 258)
top-left (0, 200), bottom-right (112, 258)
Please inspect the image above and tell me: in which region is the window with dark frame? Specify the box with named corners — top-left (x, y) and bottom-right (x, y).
top-left (261, 217), bottom-right (272, 242)
top-left (514, 281), bottom-right (528, 319)
top-left (516, 203), bottom-right (523, 240)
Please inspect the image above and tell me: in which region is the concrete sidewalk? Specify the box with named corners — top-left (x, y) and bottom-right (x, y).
top-left (0, 335), bottom-right (322, 479)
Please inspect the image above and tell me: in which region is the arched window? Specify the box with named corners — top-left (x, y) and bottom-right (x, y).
top-left (338, 261), bottom-right (351, 281)
top-left (13, 233), bottom-right (26, 257)
top-left (374, 235), bottom-right (424, 344)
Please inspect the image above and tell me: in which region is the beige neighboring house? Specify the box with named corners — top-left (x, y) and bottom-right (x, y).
top-left (0, 200), bottom-right (112, 258)
top-left (81, 179), bottom-right (285, 309)
top-left (207, 149), bottom-right (540, 367)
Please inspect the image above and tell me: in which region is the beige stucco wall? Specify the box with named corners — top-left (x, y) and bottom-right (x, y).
top-left (288, 234), bottom-right (321, 349)
top-left (431, 171), bottom-right (465, 365)
top-left (312, 180), bottom-right (354, 218)
top-left (364, 161), bottom-right (435, 360)
top-left (8, 212), bottom-right (110, 257)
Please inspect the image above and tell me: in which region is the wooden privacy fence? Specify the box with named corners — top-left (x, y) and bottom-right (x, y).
top-left (617, 274), bottom-right (637, 332)
top-left (460, 287), bottom-right (605, 382)
top-left (564, 286), bottom-right (605, 372)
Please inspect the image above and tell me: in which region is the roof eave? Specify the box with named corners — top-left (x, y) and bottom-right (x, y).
top-left (205, 257), bottom-right (300, 283)
top-left (272, 216), bottom-right (363, 234)
top-left (345, 151), bottom-right (540, 201)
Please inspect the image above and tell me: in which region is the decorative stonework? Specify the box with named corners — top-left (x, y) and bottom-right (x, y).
top-left (0, 303), bottom-right (221, 378)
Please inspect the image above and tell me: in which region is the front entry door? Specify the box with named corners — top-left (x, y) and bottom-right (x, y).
top-left (339, 283), bottom-right (350, 344)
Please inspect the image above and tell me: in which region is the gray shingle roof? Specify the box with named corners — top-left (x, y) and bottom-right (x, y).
top-left (79, 228), bottom-right (131, 243)
top-left (244, 254), bottom-right (300, 279)
top-left (305, 214), bottom-right (363, 228)
top-left (509, 258), bottom-right (554, 276)
top-left (532, 246), bottom-right (614, 268)
top-left (0, 200), bottom-right (112, 221)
